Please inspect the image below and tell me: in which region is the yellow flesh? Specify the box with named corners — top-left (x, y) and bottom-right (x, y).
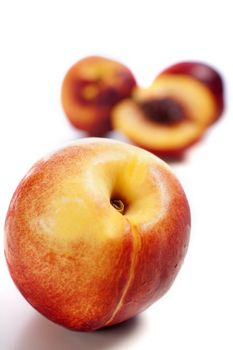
top-left (113, 75), bottom-right (216, 150)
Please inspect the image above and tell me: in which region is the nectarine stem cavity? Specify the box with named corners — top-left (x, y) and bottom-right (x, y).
top-left (110, 198), bottom-right (125, 214)
top-left (140, 98), bottom-right (186, 124)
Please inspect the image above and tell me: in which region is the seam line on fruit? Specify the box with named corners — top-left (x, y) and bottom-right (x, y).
top-left (104, 219), bottom-right (141, 326)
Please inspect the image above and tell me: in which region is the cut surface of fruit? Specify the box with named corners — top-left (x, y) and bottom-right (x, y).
top-left (113, 74), bottom-right (217, 154)
top-left (158, 61), bottom-right (224, 121)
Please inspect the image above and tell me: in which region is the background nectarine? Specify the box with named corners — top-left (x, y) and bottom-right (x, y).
top-left (158, 61), bottom-right (224, 122)
top-left (61, 56), bottom-right (136, 136)
top-left (112, 61), bottom-right (224, 157)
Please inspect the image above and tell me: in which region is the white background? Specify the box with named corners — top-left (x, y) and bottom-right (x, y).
top-left (0, 1), bottom-right (232, 349)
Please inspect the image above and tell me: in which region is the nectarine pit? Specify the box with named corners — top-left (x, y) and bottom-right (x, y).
top-left (139, 98), bottom-right (186, 124)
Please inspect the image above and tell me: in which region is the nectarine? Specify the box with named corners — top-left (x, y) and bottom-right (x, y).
top-left (4, 138), bottom-right (190, 331)
top-left (112, 61), bottom-right (224, 157)
top-left (61, 56), bottom-right (136, 136)
top-left (158, 61), bottom-right (224, 122)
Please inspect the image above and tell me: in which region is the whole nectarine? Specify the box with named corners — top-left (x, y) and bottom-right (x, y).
top-left (61, 56), bottom-right (136, 136)
top-left (4, 138), bottom-right (190, 331)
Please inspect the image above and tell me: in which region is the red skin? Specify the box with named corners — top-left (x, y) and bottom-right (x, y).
top-left (106, 166), bottom-right (190, 326)
top-left (61, 56), bottom-right (137, 136)
top-left (4, 139), bottom-right (190, 331)
top-left (159, 61), bottom-right (224, 121)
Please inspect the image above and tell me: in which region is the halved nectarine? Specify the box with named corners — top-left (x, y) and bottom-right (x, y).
top-left (112, 62), bottom-right (224, 157)
top-left (158, 61), bottom-right (224, 122)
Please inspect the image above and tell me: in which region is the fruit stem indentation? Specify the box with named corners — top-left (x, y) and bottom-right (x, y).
top-left (110, 198), bottom-right (125, 214)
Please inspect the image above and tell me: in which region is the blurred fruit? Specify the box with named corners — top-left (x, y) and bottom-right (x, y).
top-left (113, 61), bottom-right (224, 157)
top-left (61, 56), bottom-right (136, 136)
top-left (158, 61), bottom-right (224, 122)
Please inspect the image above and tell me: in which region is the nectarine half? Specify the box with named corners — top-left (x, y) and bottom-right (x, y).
top-left (158, 61), bottom-right (224, 122)
top-left (113, 61), bottom-right (224, 157)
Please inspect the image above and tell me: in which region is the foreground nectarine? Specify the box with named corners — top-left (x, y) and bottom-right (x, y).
top-left (113, 61), bottom-right (224, 157)
top-left (61, 56), bottom-right (136, 136)
top-left (4, 138), bottom-right (190, 331)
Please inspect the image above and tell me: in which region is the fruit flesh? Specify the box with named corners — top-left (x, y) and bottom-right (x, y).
top-left (113, 74), bottom-right (217, 154)
top-left (5, 139), bottom-right (190, 331)
top-left (159, 61), bottom-right (224, 120)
